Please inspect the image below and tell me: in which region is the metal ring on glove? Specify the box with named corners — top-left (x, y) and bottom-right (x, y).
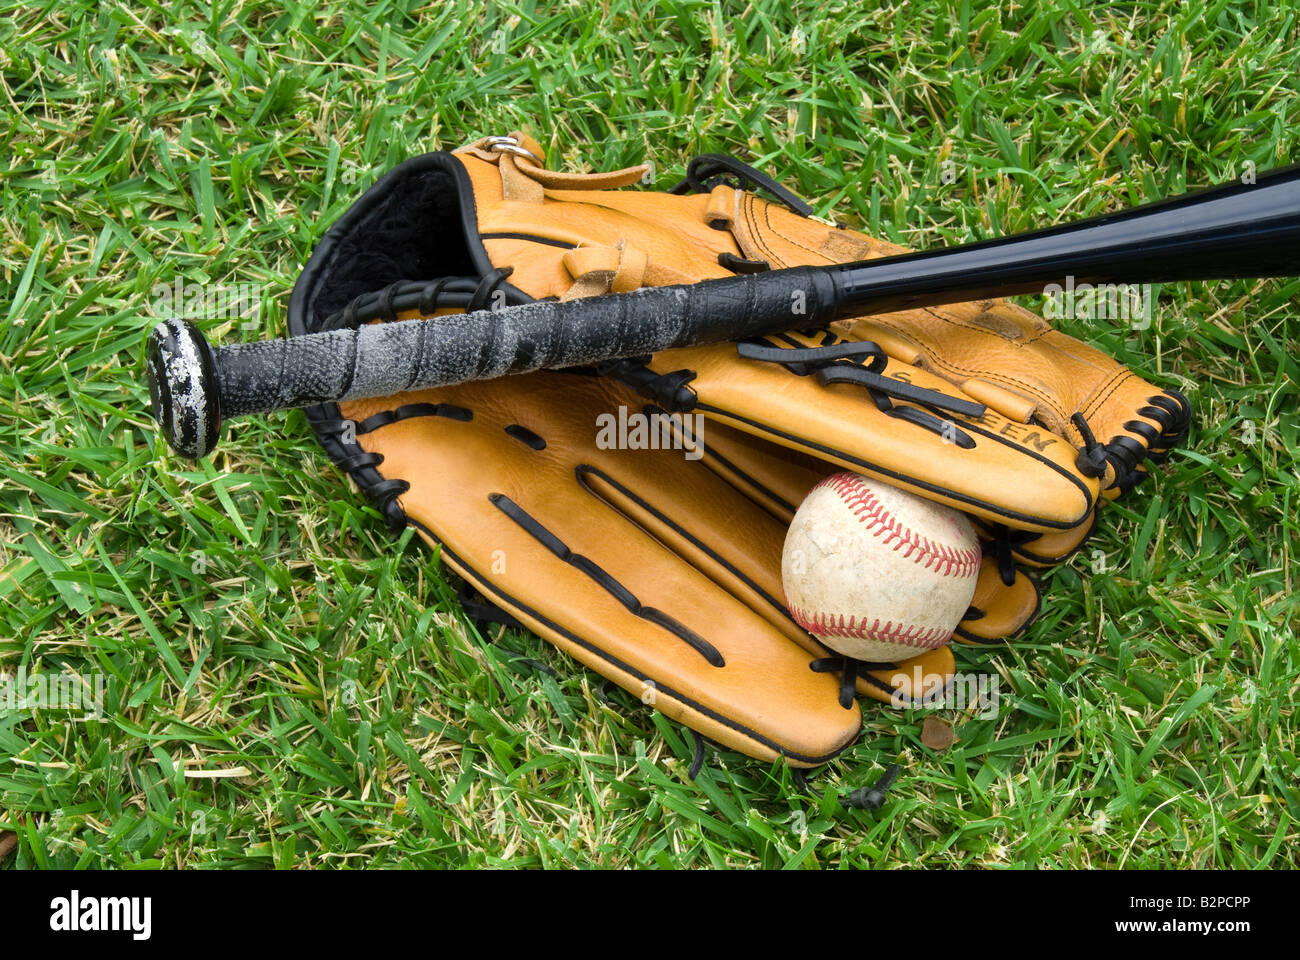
top-left (483, 135), bottom-right (542, 165)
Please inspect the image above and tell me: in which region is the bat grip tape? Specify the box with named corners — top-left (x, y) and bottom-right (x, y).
top-left (214, 267), bottom-right (841, 417)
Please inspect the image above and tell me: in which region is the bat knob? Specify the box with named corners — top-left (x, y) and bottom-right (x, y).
top-left (146, 318), bottom-right (222, 459)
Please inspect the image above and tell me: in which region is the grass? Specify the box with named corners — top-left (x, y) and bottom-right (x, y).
top-left (0, 0), bottom-right (1296, 868)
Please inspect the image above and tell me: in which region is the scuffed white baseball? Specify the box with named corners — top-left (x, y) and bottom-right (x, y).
top-left (782, 472), bottom-right (981, 662)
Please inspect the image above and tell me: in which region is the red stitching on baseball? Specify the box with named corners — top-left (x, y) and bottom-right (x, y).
top-left (810, 474), bottom-right (981, 579)
top-left (786, 604), bottom-right (953, 650)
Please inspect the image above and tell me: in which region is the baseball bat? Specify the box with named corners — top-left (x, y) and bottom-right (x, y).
top-left (147, 164), bottom-right (1300, 457)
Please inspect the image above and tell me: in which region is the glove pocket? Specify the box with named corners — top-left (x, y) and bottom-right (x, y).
top-left (344, 380), bottom-right (865, 768)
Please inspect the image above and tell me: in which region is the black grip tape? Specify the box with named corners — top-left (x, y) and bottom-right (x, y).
top-left (216, 329), bottom-right (359, 418)
top-left (216, 268), bottom-right (840, 417)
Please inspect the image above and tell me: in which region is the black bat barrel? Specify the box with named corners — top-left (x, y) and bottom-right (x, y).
top-left (832, 163), bottom-right (1300, 311)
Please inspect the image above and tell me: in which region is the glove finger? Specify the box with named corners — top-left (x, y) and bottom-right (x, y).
top-left (635, 330), bottom-right (1099, 533)
top-left (840, 306), bottom-right (1192, 497)
top-left (953, 558), bottom-right (1041, 645)
top-left (858, 646), bottom-right (957, 707)
top-left (974, 507), bottom-right (1099, 569)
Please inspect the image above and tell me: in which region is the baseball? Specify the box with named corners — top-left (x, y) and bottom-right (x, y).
top-left (782, 472), bottom-right (981, 662)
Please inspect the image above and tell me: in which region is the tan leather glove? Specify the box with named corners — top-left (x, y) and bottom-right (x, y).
top-left (286, 132), bottom-right (1187, 766)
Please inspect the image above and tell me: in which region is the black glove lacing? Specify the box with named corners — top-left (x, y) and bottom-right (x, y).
top-left (1070, 387), bottom-right (1192, 489)
top-left (794, 763), bottom-right (903, 811)
top-left (668, 153), bottom-right (815, 218)
top-left (313, 270), bottom-right (520, 528)
top-left (738, 336), bottom-right (986, 445)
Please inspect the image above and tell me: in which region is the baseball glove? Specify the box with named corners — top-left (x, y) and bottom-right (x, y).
top-left (285, 132), bottom-right (1189, 768)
